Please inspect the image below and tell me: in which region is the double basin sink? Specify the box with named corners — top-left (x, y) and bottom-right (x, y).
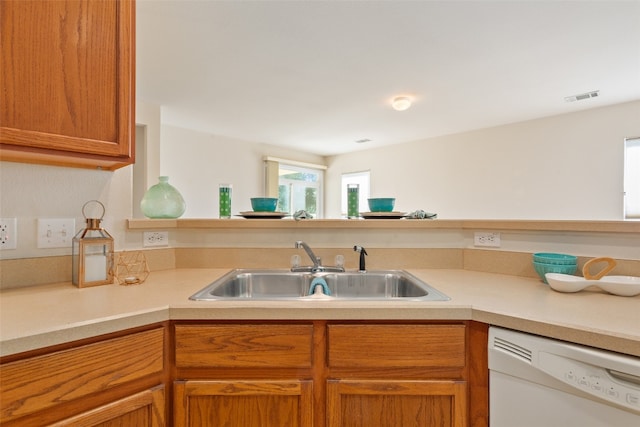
top-left (189, 269), bottom-right (450, 301)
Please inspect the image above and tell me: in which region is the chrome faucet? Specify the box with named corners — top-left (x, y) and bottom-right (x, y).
top-left (292, 241), bottom-right (345, 273)
top-left (295, 241), bottom-right (321, 269)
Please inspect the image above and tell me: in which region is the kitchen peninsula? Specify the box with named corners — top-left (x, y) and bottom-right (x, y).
top-left (1, 219), bottom-right (639, 426)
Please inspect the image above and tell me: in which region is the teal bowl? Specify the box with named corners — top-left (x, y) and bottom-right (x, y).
top-left (533, 252), bottom-right (578, 265)
top-left (367, 198), bottom-right (395, 212)
top-left (533, 261), bottom-right (577, 283)
top-left (250, 197), bottom-right (278, 212)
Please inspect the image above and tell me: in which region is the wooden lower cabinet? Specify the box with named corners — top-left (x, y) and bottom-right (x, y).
top-left (173, 380), bottom-right (313, 427)
top-left (172, 321), bottom-right (488, 427)
top-left (0, 326), bottom-right (167, 426)
top-left (173, 323), bottom-right (315, 426)
top-left (327, 380), bottom-right (467, 427)
top-left (1, 321), bottom-right (487, 427)
top-left (326, 324), bottom-right (471, 427)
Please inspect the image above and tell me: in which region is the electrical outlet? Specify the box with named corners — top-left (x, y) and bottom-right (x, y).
top-left (37, 218), bottom-right (76, 248)
top-left (143, 231), bottom-right (169, 247)
top-left (0, 218), bottom-right (17, 250)
top-left (474, 232), bottom-right (501, 247)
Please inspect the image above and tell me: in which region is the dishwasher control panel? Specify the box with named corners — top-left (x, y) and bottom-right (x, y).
top-left (539, 351), bottom-right (640, 412)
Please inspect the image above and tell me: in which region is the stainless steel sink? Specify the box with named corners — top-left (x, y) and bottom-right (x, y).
top-left (189, 269), bottom-right (450, 301)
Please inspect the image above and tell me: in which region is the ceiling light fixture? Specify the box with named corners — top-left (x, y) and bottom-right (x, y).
top-left (391, 96), bottom-right (412, 111)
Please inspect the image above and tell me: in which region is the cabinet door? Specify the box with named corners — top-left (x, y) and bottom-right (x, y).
top-left (0, 328), bottom-right (164, 425)
top-left (0, 0), bottom-right (135, 170)
top-left (48, 385), bottom-right (165, 427)
top-left (327, 380), bottom-right (467, 427)
top-left (174, 380), bottom-right (313, 427)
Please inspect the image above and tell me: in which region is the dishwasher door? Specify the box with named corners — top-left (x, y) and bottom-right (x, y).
top-left (489, 327), bottom-right (640, 427)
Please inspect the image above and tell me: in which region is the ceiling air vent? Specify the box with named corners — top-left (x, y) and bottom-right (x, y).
top-left (565, 90), bottom-right (600, 102)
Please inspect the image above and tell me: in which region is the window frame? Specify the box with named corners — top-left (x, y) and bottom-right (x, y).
top-left (264, 157), bottom-right (326, 218)
top-left (624, 137), bottom-right (640, 219)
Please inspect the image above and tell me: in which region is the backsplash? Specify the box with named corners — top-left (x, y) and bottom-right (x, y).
top-left (2, 247), bottom-right (638, 290)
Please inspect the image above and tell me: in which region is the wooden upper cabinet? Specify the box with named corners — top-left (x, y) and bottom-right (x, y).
top-left (0, 0), bottom-right (135, 170)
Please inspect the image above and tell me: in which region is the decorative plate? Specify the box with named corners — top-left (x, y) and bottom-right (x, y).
top-left (360, 212), bottom-right (407, 219)
top-left (237, 211), bottom-right (288, 219)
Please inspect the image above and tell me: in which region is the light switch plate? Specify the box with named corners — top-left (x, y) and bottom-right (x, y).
top-left (37, 218), bottom-right (76, 248)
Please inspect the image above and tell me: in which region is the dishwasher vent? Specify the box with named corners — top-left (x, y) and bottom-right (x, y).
top-left (493, 336), bottom-right (533, 363)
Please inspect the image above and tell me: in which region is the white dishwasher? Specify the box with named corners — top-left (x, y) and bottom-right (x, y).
top-left (489, 326), bottom-right (640, 427)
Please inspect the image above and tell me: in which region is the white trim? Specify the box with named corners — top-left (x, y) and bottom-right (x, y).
top-left (263, 156), bottom-right (327, 170)
top-left (624, 137), bottom-right (640, 219)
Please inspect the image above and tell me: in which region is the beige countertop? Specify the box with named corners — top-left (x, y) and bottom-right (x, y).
top-left (1, 268), bottom-right (639, 358)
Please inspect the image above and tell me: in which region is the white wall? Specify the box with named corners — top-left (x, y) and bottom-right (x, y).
top-left (1, 100), bottom-right (637, 261)
top-left (0, 162), bottom-right (133, 260)
top-left (326, 101), bottom-right (640, 219)
top-left (0, 101), bottom-right (160, 260)
top-left (160, 125), bottom-right (325, 217)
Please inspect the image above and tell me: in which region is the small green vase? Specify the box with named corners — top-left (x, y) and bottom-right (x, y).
top-left (140, 176), bottom-right (186, 218)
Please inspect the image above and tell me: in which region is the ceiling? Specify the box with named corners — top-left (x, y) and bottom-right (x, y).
top-left (136, 0), bottom-right (640, 156)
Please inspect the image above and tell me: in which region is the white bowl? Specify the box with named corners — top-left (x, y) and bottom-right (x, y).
top-left (545, 273), bottom-right (640, 297)
top-left (600, 276), bottom-right (640, 297)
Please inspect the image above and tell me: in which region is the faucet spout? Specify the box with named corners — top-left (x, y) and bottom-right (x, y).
top-left (295, 241), bottom-right (321, 268)
top-left (293, 241), bottom-right (344, 273)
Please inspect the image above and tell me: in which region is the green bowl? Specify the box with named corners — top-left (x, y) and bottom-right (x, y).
top-left (532, 253), bottom-right (578, 265)
top-left (250, 198), bottom-right (278, 212)
top-left (367, 198), bottom-right (395, 212)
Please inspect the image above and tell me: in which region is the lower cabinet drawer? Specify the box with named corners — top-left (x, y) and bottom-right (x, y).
top-left (327, 324), bottom-right (466, 368)
top-left (0, 328), bottom-right (164, 424)
top-left (174, 324), bottom-right (313, 369)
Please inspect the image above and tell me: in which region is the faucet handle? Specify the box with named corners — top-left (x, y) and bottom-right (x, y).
top-left (290, 254), bottom-right (301, 269)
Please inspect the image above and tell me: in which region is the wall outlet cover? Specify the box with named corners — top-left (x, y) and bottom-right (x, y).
top-left (144, 231), bottom-right (169, 247)
top-left (474, 232), bottom-right (501, 248)
top-left (0, 218), bottom-right (18, 250)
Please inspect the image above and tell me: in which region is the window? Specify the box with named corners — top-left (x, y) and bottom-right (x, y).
top-left (278, 164), bottom-right (323, 216)
top-left (341, 171), bottom-right (370, 217)
top-left (624, 137), bottom-right (640, 219)
top-left (264, 157), bottom-right (325, 218)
